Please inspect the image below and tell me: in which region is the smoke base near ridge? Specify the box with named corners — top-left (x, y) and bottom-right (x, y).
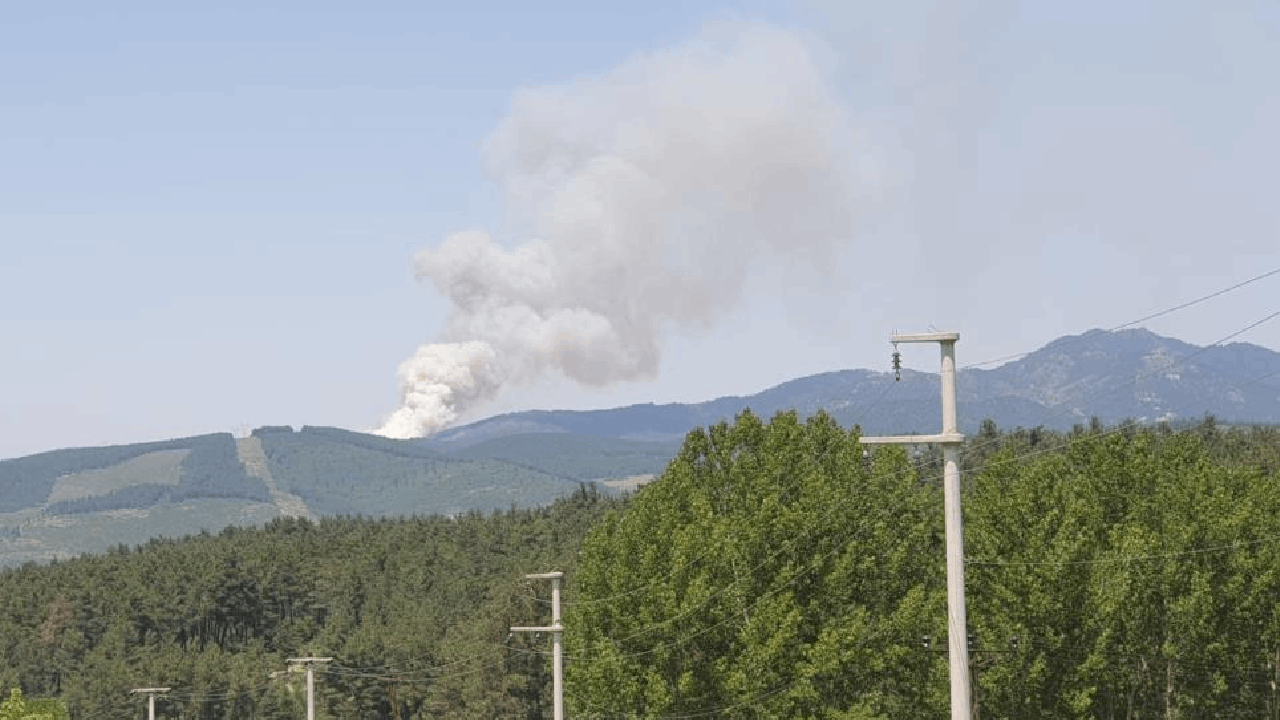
top-left (378, 21), bottom-right (871, 439)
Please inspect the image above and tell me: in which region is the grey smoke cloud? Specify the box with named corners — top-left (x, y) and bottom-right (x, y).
top-left (379, 21), bottom-right (868, 438)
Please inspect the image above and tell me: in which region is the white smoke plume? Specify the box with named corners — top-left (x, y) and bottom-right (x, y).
top-left (378, 21), bottom-right (867, 438)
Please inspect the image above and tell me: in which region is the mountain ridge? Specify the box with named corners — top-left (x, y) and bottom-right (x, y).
top-left (2, 327), bottom-right (1278, 566)
top-left (428, 327), bottom-right (1280, 446)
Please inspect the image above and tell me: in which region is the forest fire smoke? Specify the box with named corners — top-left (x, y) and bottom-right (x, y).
top-left (378, 22), bottom-right (866, 438)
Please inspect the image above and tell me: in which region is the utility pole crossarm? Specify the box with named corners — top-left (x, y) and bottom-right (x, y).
top-left (512, 571), bottom-right (565, 720)
top-left (285, 657), bottom-right (332, 720)
top-left (860, 433), bottom-right (964, 445)
top-left (891, 331), bottom-right (959, 343)
top-left (859, 330), bottom-right (971, 720)
top-left (130, 688), bottom-right (170, 720)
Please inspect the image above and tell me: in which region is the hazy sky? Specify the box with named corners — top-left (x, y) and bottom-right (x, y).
top-left (3, 1), bottom-right (1278, 459)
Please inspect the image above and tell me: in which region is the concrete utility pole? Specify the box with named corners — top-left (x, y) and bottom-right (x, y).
top-left (861, 331), bottom-right (971, 720)
top-left (130, 687), bottom-right (169, 720)
top-left (287, 657), bottom-right (332, 720)
top-left (511, 571), bottom-right (564, 720)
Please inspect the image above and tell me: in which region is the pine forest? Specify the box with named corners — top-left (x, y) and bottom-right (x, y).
top-left (2, 413), bottom-right (1280, 718)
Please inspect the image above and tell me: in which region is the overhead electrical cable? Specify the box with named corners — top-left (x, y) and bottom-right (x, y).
top-left (962, 265), bottom-right (1280, 369)
top-left (538, 268), bottom-right (1280, 617)
top-left (53, 270), bottom-right (1280, 716)
top-left (956, 305), bottom-right (1280, 466)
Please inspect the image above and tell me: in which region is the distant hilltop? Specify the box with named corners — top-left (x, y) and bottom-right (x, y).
top-left (2, 327), bottom-right (1278, 566)
top-left (427, 327), bottom-right (1280, 446)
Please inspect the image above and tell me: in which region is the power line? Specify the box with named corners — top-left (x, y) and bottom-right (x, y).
top-left (569, 676), bottom-right (800, 719)
top-left (323, 651), bottom-right (509, 684)
top-left (507, 269), bottom-right (1280, 650)
top-left (517, 418), bottom-right (1279, 673)
top-left (545, 493), bottom-right (939, 663)
top-left (552, 362), bottom-right (1280, 681)
top-left (37, 271), bottom-right (1280, 717)
top-left (968, 531), bottom-right (1280, 567)
top-left (1112, 267), bottom-right (1280, 332)
top-left (961, 265), bottom-right (1280, 369)
top-left (53, 424), bottom-right (1277, 715)
top-left (955, 305), bottom-right (1280, 467)
top-left (547, 356), bottom-right (1275, 649)
top-left (539, 270), bottom-right (1280, 617)
top-left (534, 376), bottom-right (909, 614)
top-left (537, 363), bottom-right (1278, 661)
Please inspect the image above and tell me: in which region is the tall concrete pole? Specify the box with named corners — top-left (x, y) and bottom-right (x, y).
top-left (130, 688), bottom-right (169, 720)
top-left (551, 573), bottom-right (563, 720)
top-left (939, 337), bottom-right (971, 720)
top-left (512, 571), bottom-right (565, 720)
top-left (287, 657), bottom-right (332, 720)
top-left (862, 332), bottom-right (971, 720)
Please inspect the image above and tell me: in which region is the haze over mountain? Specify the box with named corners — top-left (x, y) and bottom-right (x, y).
top-left (429, 328), bottom-right (1280, 445)
top-left (1, 328), bottom-right (1276, 567)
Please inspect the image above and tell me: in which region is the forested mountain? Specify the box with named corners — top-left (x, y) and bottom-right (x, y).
top-left (0, 428), bottom-right (675, 567)
top-left (3, 418), bottom-right (1280, 718)
top-left (0, 434), bottom-right (265, 515)
top-left (2, 328), bottom-right (1276, 569)
top-left (430, 328), bottom-right (1280, 445)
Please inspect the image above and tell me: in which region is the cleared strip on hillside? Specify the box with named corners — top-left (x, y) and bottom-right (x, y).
top-left (47, 449), bottom-right (189, 504)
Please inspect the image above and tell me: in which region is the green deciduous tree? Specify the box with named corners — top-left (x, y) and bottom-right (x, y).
top-left (567, 410), bottom-right (946, 718)
top-left (966, 429), bottom-right (1280, 719)
top-left (0, 688), bottom-right (68, 720)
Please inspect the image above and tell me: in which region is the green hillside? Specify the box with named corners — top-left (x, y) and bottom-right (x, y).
top-left (46, 449), bottom-right (188, 504)
top-left (0, 433), bottom-right (268, 517)
top-left (258, 427), bottom-right (592, 517)
top-left (0, 499), bottom-right (280, 567)
top-left (0, 488), bottom-right (619, 719)
top-left (2, 417), bottom-right (1279, 718)
top-left (0, 426), bottom-right (678, 567)
top-left (447, 432), bottom-right (681, 481)
top-left (0, 435), bottom-right (216, 514)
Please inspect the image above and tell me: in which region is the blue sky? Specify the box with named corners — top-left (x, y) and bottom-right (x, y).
top-left (3, 1), bottom-right (1278, 458)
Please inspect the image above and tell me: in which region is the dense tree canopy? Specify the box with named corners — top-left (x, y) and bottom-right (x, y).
top-left (567, 410), bottom-right (945, 718)
top-left (965, 424), bottom-right (1280, 718)
top-left (0, 487), bottom-right (620, 719)
top-left (568, 412), bottom-right (1280, 719)
top-left (0, 434), bottom-right (239, 514)
top-left (2, 414), bottom-right (1279, 718)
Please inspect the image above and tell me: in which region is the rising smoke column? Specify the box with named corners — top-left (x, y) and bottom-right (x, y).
top-left (378, 21), bottom-right (867, 439)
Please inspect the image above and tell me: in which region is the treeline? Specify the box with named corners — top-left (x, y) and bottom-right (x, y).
top-left (1, 426), bottom-right (671, 526)
top-left (4, 416), bottom-right (1280, 718)
top-left (568, 412), bottom-right (1280, 719)
top-left (0, 436), bottom-right (212, 513)
top-left (257, 428), bottom-right (590, 517)
top-left (0, 434), bottom-right (268, 516)
top-left (450, 433), bottom-right (682, 482)
top-left (174, 434), bottom-right (268, 504)
top-left (0, 486), bottom-right (620, 719)
top-left (45, 427), bottom-right (271, 512)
